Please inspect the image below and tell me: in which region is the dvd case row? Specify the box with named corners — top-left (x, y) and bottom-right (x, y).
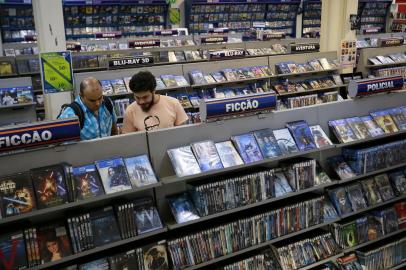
top-left (375, 66), bottom-right (406, 79)
top-left (330, 205), bottom-right (401, 250)
top-left (188, 65), bottom-right (272, 85)
top-left (275, 57), bottom-right (339, 75)
top-left (167, 120), bottom-right (331, 177)
top-left (221, 248), bottom-right (282, 270)
top-left (0, 86), bottom-right (34, 106)
top-left (356, 237), bottom-right (405, 270)
top-left (167, 196), bottom-right (332, 269)
top-left (190, 4), bottom-right (265, 14)
top-left (341, 139), bottom-right (406, 175)
top-left (1, 197), bottom-right (163, 268)
top-left (326, 173), bottom-right (405, 217)
top-left (0, 155), bottom-right (157, 219)
top-left (0, 227), bottom-right (169, 270)
top-left (277, 91), bottom-right (341, 110)
top-left (181, 159), bottom-right (327, 218)
top-left (329, 106), bottom-right (406, 144)
top-left (276, 233), bottom-right (340, 270)
top-left (368, 53), bottom-right (406, 66)
top-left (272, 75), bottom-right (342, 94)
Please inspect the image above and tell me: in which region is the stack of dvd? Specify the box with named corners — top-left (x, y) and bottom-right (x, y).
top-left (272, 76), bottom-right (339, 94)
top-left (114, 98), bottom-right (130, 118)
top-left (77, 241), bottom-right (169, 270)
top-left (188, 65), bottom-right (272, 86)
top-left (276, 233), bottom-right (340, 270)
top-left (0, 86), bottom-right (34, 107)
top-left (329, 107), bottom-right (406, 144)
top-left (281, 159), bottom-right (317, 191)
top-left (330, 206), bottom-right (399, 249)
top-left (167, 123), bottom-right (331, 177)
top-left (275, 58), bottom-right (339, 75)
top-left (375, 66), bottom-right (406, 79)
top-left (342, 139), bottom-right (406, 174)
top-left (356, 237), bottom-right (406, 270)
top-left (67, 206), bottom-right (121, 253)
top-left (167, 196), bottom-right (327, 268)
top-left (221, 248), bottom-right (282, 270)
top-left (336, 253), bottom-right (363, 270)
top-left (327, 175), bottom-right (397, 216)
top-left (116, 197), bottom-right (163, 238)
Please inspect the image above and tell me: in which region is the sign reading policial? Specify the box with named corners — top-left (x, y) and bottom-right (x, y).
top-left (201, 36), bottom-right (228, 44)
top-left (108, 56), bottom-right (154, 69)
top-left (0, 118), bottom-right (80, 153)
top-left (348, 76), bottom-right (404, 98)
top-left (290, 43), bottom-right (320, 54)
top-left (200, 93), bottom-right (276, 122)
top-left (128, 39), bottom-right (160, 48)
top-left (209, 49), bottom-right (246, 60)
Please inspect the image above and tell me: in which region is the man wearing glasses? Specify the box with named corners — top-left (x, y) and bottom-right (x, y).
top-left (122, 71), bottom-right (188, 132)
top-left (58, 77), bottom-right (118, 140)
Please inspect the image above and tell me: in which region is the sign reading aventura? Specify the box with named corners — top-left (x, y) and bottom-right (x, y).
top-left (290, 43), bottom-right (320, 54)
top-left (0, 118), bottom-right (80, 153)
top-left (201, 93), bottom-right (276, 121)
top-left (348, 76), bottom-right (404, 98)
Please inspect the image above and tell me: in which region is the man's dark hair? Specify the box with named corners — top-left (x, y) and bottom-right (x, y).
top-left (129, 71), bottom-right (156, 93)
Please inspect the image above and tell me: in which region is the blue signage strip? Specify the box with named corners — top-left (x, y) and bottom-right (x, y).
top-left (348, 76), bottom-right (404, 98)
top-left (0, 118), bottom-right (80, 153)
top-left (202, 93), bottom-right (276, 121)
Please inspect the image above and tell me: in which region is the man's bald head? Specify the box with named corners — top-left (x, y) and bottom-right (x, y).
top-left (80, 77), bottom-right (102, 95)
top-left (79, 77), bottom-right (104, 112)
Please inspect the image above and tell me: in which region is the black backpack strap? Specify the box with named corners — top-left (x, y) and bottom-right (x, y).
top-left (69, 102), bottom-right (85, 129)
top-left (57, 102), bottom-right (85, 129)
top-left (103, 96), bottom-right (114, 117)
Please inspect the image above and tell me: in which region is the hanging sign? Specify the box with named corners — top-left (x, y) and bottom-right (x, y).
top-left (94, 32), bottom-right (122, 39)
top-left (290, 43), bottom-right (320, 54)
top-left (128, 39), bottom-right (161, 48)
top-left (348, 76), bottom-right (404, 98)
top-left (208, 49), bottom-right (246, 60)
top-left (200, 93), bottom-right (276, 122)
top-left (40, 51), bottom-right (74, 94)
top-left (201, 36), bottom-right (228, 44)
top-left (108, 56), bottom-right (154, 69)
top-left (0, 118), bottom-right (80, 153)
top-left (378, 38), bottom-right (404, 47)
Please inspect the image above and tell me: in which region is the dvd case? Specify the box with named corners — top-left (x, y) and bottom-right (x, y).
top-left (191, 140), bottom-right (223, 172)
top-left (167, 146), bottom-right (201, 177)
top-left (95, 157), bottom-right (132, 194)
top-left (124, 155), bottom-right (158, 188)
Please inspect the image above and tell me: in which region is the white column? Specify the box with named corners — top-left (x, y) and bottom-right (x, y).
top-left (32, 0), bottom-right (72, 120)
top-left (320, 0), bottom-right (358, 52)
top-left (296, 12), bottom-right (302, 38)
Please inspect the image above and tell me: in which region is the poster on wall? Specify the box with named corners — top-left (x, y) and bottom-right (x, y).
top-left (340, 40), bottom-right (357, 68)
top-left (40, 51), bottom-right (74, 94)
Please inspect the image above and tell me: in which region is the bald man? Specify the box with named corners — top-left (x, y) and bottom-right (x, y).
top-left (58, 77), bottom-right (118, 140)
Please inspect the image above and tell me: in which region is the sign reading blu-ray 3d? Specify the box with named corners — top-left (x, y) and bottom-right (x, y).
top-left (201, 93), bottom-right (276, 121)
top-left (348, 76), bottom-right (404, 98)
top-left (0, 119), bottom-right (80, 153)
top-left (109, 56), bottom-right (154, 69)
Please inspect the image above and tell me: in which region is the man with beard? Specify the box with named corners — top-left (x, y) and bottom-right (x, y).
top-left (122, 71), bottom-right (188, 132)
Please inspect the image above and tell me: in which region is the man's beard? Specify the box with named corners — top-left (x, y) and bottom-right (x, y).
top-left (140, 94), bottom-right (155, 112)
